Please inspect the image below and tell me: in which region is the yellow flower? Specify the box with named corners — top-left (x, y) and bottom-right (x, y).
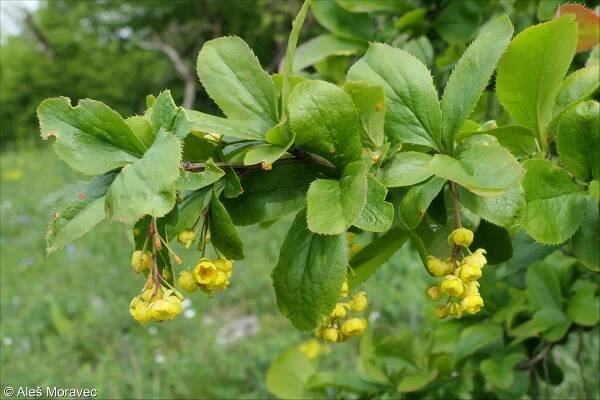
top-left (458, 264), bottom-right (482, 282)
top-left (213, 258), bottom-right (233, 277)
top-left (448, 228), bottom-right (474, 247)
top-left (426, 287), bottom-right (441, 301)
top-left (140, 287), bottom-right (156, 302)
top-left (340, 318), bottom-right (368, 337)
top-left (461, 295), bottom-right (484, 314)
top-left (440, 275), bottom-right (464, 297)
top-left (340, 279), bottom-right (349, 297)
top-left (194, 259), bottom-right (217, 285)
top-left (322, 327), bottom-right (343, 343)
top-left (129, 297), bottom-right (153, 323)
top-left (149, 295), bottom-right (183, 321)
top-left (348, 291), bottom-right (368, 312)
top-left (426, 256), bottom-right (452, 277)
top-left (177, 229), bottom-right (195, 249)
top-left (330, 303), bottom-right (347, 318)
top-left (131, 250), bottom-right (152, 273)
top-left (207, 271), bottom-right (229, 290)
top-left (434, 305), bottom-right (448, 319)
top-left (299, 339), bottom-right (322, 359)
top-left (465, 281), bottom-right (480, 296)
top-left (463, 248), bottom-right (487, 268)
top-left (178, 271), bottom-right (198, 292)
top-left (448, 303), bottom-right (463, 318)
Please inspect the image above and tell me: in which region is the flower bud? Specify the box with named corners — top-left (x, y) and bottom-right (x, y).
top-left (340, 279), bottom-right (349, 297)
top-left (131, 250), bottom-right (152, 273)
top-left (464, 248), bottom-right (487, 268)
top-left (461, 295), bottom-right (484, 315)
top-left (448, 303), bottom-right (462, 318)
top-left (434, 305), bottom-right (448, 319)
top-left (194, 258), bottom-right (217, 285)
top-left (448, 228), bottom-right (474, 247)
top-left (178, 271), bottom-right (198, 292)
top-left (140, 287), bottom-right (156, 302)
top-left (330, 303), bottom-right (347, 319)
top-left (458, 264), bottom-right (482, 282)
top-left (440, 275), bottom-right (465, 297)
top-left (177, 229), bottom-right (195, 250)
top-left (465, 281), bottom-right (480, 296)
top-left (348, 291), bottom-right (368, 312)
top-left (322, 327), bottom-right (343, 343)
top-left (340, 318), bottom-right (368, 337)
top-left (426, 256), bottom-right (452, 277)
top-left (213, 258), bottom-right (233, 277)
top-left (426, 287), bottom-right (441, 301)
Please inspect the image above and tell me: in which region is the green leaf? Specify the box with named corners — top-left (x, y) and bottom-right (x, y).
top-left (441, 16), bottom-right (513, 149)
top-left (223, 168), bottom-right (243, 199)
top-left (470, 220), bottom-right (513, 265)
top-left (557, 100), bottom-right (600, 181)
top-left (587, 45), bottom-right (600, 66)
top-left (243, 132), bottom-right (295, 166)
top-left (509, 308), bottom-right (561, 341)
top-left (347, 43), bottom-right (442, 151)
top-left (380, 151), bottom-right (433, 187)
top-left (176, 159), bottom-right (225, 191)
top-left (336, 0), bottom-right (406, 13)
top-left (47, 172), bottom-right (117, 253)
top-left (306, 161), bottom-right (368, 235)
top-left (434, 0), bottom-right (483, 44)
top-left (480, 354), bottom-right (524, 389)
top-left (266, 347), bottom-right (320, 400)
top-left (458, 126), bottom-right (538, 158)
top-left (181, 133), bottom-right (219, 162)
top-left (397, 370), bottom-right (438, 393)
top-left (306, 371), bottom-right (381, 393)
top-left (521, 159), bottom-right (587, 244)
top-left (272, 210), bottom-right (348, 330)
top-left (454, 323), bottom-right (503, 361)
top-left (209, 194), bottom-right (244, 260)
top-left (125, 116), bottom-right (155, 149)
top-left (348, 228), bottom-right (408, 289)
top-left (38, 97), bottom-right (143, 175)
top-left (567, 280), bottom-right (600, 326)
top-left (149, 90), bottom-right (179, 133)
top-left (183, 110), bottom-right (263, 140)
top-left (311, 0), bottom-right (374, 41)
top-left (429, 137), bottom-right (522, 196)
top-left (354, 174), bottom-right (393, 232)
top-left (223, 164), bottom-right (319, 226)
top-left (403, 36), bottom-right (434, 67)
top-left (572, 197), bottom-right (600, 271)
top-left (526, 260), bottom-right (562, 311)
top-left (280, 0), bottom-right (311, 115)
top-left (496, 15), bottom-right (577, 143)
top-left (105, 129), bottom-right (181, 224)
top-left (294, 34), bottom-right (365, 72)
top-left (551, 66), bottom-right (600, 131)
top-left (457, 183), bottom-right (524, 227)
top-left (197, 36), bottom-right (278, 133)
top-left (289, 80), bottom-right (363, 169)
top-left (343, 81), bottom-right (386, 147)
top-left (399, 177), bottom-right (446, 229)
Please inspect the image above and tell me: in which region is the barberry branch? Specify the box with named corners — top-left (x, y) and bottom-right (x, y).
top-left (181, 148), bottom-right (336, 173)
top-left (450, 181), bottom-right (462, 265)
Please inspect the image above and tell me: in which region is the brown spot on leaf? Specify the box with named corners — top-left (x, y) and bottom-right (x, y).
top-left (375, 102), bottom-right (383, 112)
top-left (78, 193), bottom-right (86, 200)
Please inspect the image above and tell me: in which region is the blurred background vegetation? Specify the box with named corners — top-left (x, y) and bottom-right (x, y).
top-left (0, 0), bottom-right (598, 399)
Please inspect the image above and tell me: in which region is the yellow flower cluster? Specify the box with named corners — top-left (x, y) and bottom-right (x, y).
top-left (177, 257), bottom-right (234, 293)
top-left (316, 279), bottom-right (369, 343)
top-left (129, 284), bottom-right (184, 323)
top-left (426, 228), bottom-right (487, 319)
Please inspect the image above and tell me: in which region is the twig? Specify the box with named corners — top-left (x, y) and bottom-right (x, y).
top-left (450, 181), bottom-right (462, 265)
top-left (516, 342), bottom-right (552, 370)
top-left (182, 149), bottom-right (336, 173)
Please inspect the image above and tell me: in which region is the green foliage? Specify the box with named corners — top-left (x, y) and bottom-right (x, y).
top-left (25, 1), bottom-right (600, 398)
top-left (272, 211), bottom-right (348, 331)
